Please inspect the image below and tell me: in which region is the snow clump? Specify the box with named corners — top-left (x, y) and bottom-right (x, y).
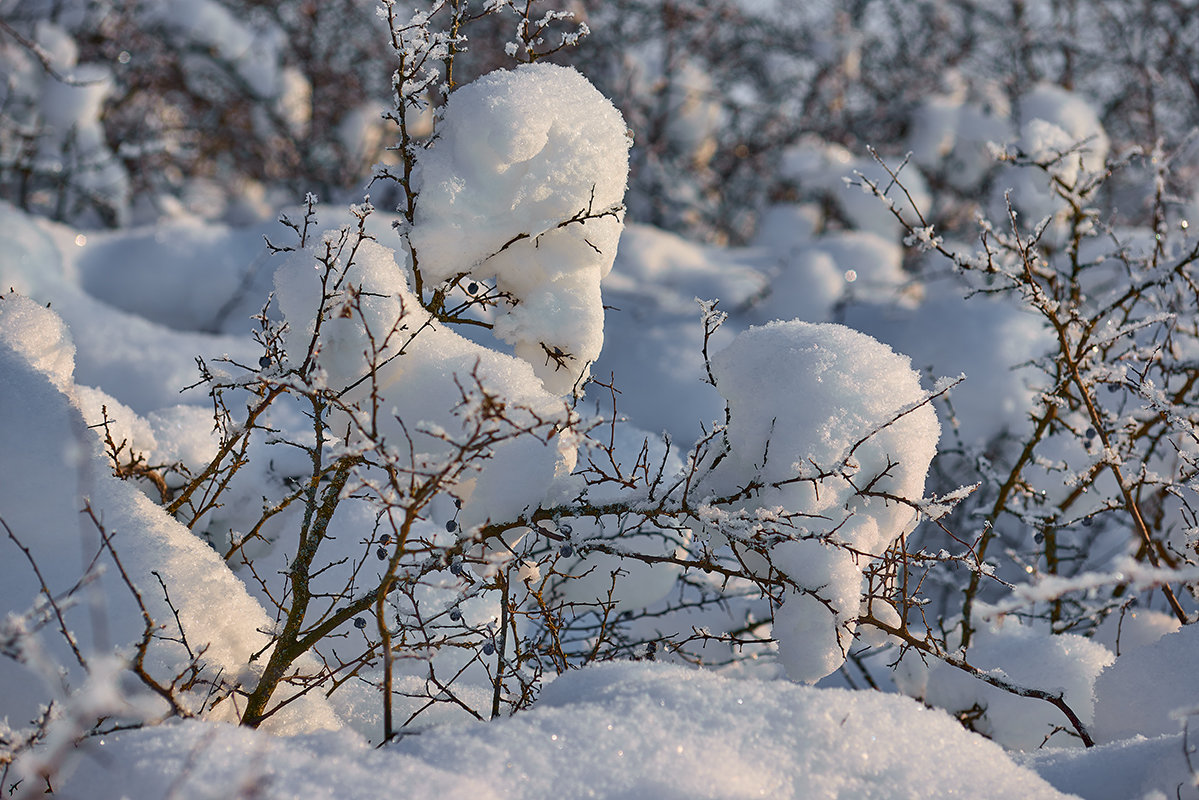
top-left (779, 138), bottom-right (932, 241)
top-left (410, 63), bottom-right (632, 395)
top-left (706, 321), bottom-right (941, 682)
top-left (0, 292), bottom-right (76, 391)
top-left (907, 76), bottom-right (1013, 191)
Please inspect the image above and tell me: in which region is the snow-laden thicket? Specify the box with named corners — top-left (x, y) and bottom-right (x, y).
top-left (3, 2), bottom-right (1199, 799)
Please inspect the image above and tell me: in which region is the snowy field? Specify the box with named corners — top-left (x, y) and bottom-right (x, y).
top-left (3, 2), bottom-right (1199, 799)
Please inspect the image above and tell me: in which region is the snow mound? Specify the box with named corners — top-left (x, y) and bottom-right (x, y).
top-left (751, 217), bottom-right (911, 323)
top-left (1006, 84), bottom-right (1109, 231)
top-left (63, 662), bottom-right (1075, 800)
top-left (0, 309), bottom-right (340, 739)
top-left (1092, 623), bottom-right (1199, 743)
top-left (0, 292), bottom-right (76, 390)
top-left (1021, 731), bottom-right (1195, 800)
top-left (843, 282), bottom-right (1051, 447)
top-left (411, 63), bottom-right (631, 395)
top-left (898, 617), bottom-right (1113, 751)
top-left (908, 83), bottom-right (1012, 190)
top-left (73, 217), bottom-right (275, 333)
top-left (1018, 84), bottom-right (1109, 175)
top-left (779, 139), bottom-right (931, 241)
top-left (604, 223), bottom-right (767, 315)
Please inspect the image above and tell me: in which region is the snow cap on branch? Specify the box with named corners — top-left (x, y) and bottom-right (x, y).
top-left (410, 62), bottom-right (631, 395)
top-left (710, 320), bottom-right (940, 552)
top-left (707, 320), bottom-right (941, 682)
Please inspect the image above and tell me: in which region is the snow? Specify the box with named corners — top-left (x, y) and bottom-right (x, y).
top-left (896, 617), bottom-right (1113, 751)
top-left (1017, 84), bottom-right (1109, 175)
top-left (548, 518), bottom-right (690, 614)
top-left (1090, 607), bottom-right (1180, 657)
top-left (146, 0), bottom-right (282, 98)
top-left (908, 82), bottom-right (1013, 190)
top-left (706, 321), bottom-right (940, 682)
top-left (0, 293), bottom-right (76, 391)
top-left (1002, 85), bottom-right (1111, 236)
top-left (709, 321), bottom-right (940, 554)
top-left (275, 231), bottom-right (579, 532)
top-left (842, 281), bottom-right (1051, 446)
top-left (779, 139), bottom-right (933, 241)
top-left (60, 663), bottom-right (1074, 800)
top-left (1092, 624), bottom-right (1199, 743)
top-left (0, 310), bottom-right (341, 738)
top-left (72, 216), bottom-right (276, 333)
top-left (27, 23), bottom-right (130, 224)
top-left (2, 25), bottom-right (1199, 800)
top-left (411, 63), bottom-right (631, 395)
top-left (1020, 733), bottom-right (1196, 800)
top-left (750, 210), bottom-right (911, 324)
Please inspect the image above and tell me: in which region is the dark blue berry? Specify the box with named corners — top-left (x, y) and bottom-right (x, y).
top-left (446, 519), bottom-right (457, 532)
top-left (1107, 384), bottom-right (1121, 394)
top-left (380, 534), bottom-right (391, 545)
top-left (1082, 517), bottom-right (1094, 527)
top-left (1085, 427), bottom-right (1097, 440)
top-left (354, 617), bottom-right (367, 629)
top-left (449, 609), bottom-right (462, 621)
top-left (449, 562), bottom-right (463, 576)
top-left (467, 282), bottom-right (479, 295)
top-left (482, 642), bottom-right (495, 656)
top-left (258, 355), bottom-right (271, 368)
top-left (376, 546), bottom-right (387, 560)
top-left (1034, 532), bottom-right (1045, 544)
top-left (558, 544), bottom-right (574, 558)
top-left (454, 498), bottom-right (462, 509)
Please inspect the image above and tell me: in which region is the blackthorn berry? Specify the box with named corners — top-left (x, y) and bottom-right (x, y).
top-left (258, 355), bottom-right (271, 368)
top-left (558, 544), bottom-right (574, 558)
top-left (446, 519), bottom-right (457, 532)
top-left (482, 642), bottom-right (495, 656)
top-left (449, 609), bottom-right (462, 621)
top-left (354, 617), bottom-right (367, 629)
top-left (376, 546), bottom-right (387, 560)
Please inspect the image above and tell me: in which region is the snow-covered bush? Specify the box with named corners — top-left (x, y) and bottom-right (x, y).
top-left (847, 94), bottom-right (1199, 753)
top-left (409, 61), bottom-right (630, 394)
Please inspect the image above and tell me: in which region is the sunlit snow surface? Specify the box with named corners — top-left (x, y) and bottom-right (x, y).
top-left (63, 664), bottom-right (1072, 800)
